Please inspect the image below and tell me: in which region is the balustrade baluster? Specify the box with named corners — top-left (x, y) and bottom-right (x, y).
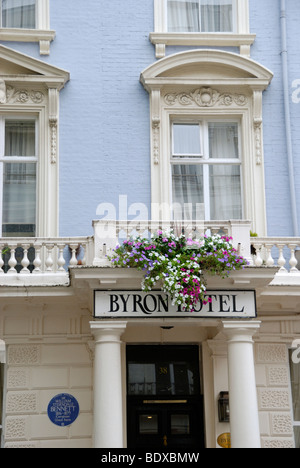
top-left (69, 244), bottom-right (79, 266)
top-left (288, 244), bottom-right (299, 273)
top-left (45, 244), bottom-right (55, 272)
top-left (253, 243), bottom-right (263, 267)
top-left (20, 244), bottom-right (31, 275)
top-left (57, 244), bottom-right (66, 271)
top-left (265, 244), bottom-right (275, 267)
top-left (276, 243), bottom-right (288, 273)
top-left (7, 245), bottom-right (17, 274)
top-left (32, 243), bottom-right (42, 274)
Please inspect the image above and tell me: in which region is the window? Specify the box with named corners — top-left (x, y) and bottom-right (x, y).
top-left (141, 49), bottom-right (274, 234)
top-left (0, 118), bottom-right (37, 237)
top-left (151, 0), bottom-right (255, 58)
top-left (167, 0), bottom-right (235, 33)
top-left (0, 0), bottom-right (54, 55)
top-left (1, 0), bottom-right (36, 29)
top-left (289, 350), bottom-right (300, 448)
top-left (171, 121), bottom-right (242, 220)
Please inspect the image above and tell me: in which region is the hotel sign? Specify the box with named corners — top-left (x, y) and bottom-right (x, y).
top-left (94, 290), bottom-right (256, 319)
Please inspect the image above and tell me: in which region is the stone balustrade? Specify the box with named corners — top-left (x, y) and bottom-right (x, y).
top-left (1, 221), bottom-right (300, 287)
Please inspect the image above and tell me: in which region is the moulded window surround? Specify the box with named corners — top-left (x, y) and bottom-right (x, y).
top-left (151, 0), bottom-right (256, 58)
top-left (140, 49), bottom-right (274, 236)
top-left (0, 0), bottom-right (55, 55)
top-left (0, 44), bottom-right (70, 237)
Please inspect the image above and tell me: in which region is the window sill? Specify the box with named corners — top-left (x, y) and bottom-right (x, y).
top-left (149, 32), bottom-right (256, 58)
top-left (0, 28), bottom-right (56, 55)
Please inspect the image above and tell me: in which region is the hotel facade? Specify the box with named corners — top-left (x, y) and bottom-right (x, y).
top-left (0, 0), bottom-right (300, 449)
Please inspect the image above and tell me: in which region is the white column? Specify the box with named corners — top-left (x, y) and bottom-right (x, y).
top-left (90, 321), bottom-right (127, 449)
top-left (222, 321), bottom-right (261, 449)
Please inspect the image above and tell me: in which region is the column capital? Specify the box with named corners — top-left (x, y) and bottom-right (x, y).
top-left (222, 320), bottom-right (261, 343)
top-left (90, 321), bottom-right (127, 343)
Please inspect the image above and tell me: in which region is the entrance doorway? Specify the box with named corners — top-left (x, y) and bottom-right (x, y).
top-left (127, 346), bottom-right (205, 449)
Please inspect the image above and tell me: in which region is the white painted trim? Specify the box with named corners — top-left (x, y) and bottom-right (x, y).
top-left (0, 46), bottom-right (70, 237)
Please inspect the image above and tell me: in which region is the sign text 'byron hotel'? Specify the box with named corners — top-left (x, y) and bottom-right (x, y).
top-left (94, 290), bottom-right (257, 319)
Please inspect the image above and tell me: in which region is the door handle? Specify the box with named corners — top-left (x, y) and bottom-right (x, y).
top-left (163, 435), bottom-right (168, 447)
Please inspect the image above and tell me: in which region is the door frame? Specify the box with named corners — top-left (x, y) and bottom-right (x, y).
top-left (126, 344), bottom-right (205, 449)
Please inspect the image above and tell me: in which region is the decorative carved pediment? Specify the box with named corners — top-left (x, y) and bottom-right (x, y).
top-left (164, 87), bottom-right (248, 108)
top-left (5, 85), bottom-right (45, 104)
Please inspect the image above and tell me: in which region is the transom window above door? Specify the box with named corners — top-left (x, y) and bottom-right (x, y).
top-left (167, 0), bottom-right (235, 33)
top-left (171, 121), bottom-right (243, 221)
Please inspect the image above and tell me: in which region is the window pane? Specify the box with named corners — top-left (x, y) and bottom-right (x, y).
top-left (172, 165), bottom-right (204, 220)
top-left (167, 0), bottom-right (233, 33)
top-left (139, 415), bottom-right (158, 435)
top-left (168, 0), bottom-right (200, 33)
top-left (127, 347), bottom-right (200, 396)
top-left (5, 120), bottom-right (36, 157)
top-left (2, 163), bottom-right (36, 237)
top-left (200, 0), bottom-right (233, 32)
top-left (2, 0), bottom-right (36, 28)
top-left (173, 124), bottom-right (202, 156)
top-left (171, 414), bottom-right (190, 435)
top-left (209, 123), bottom-right (239, 159)
top-left (209, 164), bottom-right (242, 220)
top-left (128, 364), bottom-right (157, 395)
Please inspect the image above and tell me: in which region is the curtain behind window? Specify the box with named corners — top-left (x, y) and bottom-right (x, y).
top-left (208, 123), bottom-right (241, 219)
top-left (172, 165), bottom-right (204, 220)
top-left (2, 121), bottom-right (36, 237)
top-left (2, 0), bottom-right (36, 28)
top-left (168, 0), bottom-right (200, 32)
top-left (201, 0), bottom-right (233, 32)
top-left (168, 0), bottom-right (233, 33)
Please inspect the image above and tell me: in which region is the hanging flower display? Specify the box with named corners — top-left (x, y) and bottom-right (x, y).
top-left (109, 230), bottom-right (249, 312)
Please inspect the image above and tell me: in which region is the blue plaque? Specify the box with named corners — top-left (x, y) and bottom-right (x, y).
top-left (47, 393), bottom-right (80, 427)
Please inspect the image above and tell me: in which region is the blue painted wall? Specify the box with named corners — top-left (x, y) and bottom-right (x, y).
top-left (2, 0), bottom-right (300, 237)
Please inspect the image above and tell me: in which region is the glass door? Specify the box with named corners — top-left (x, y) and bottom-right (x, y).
top-left (127, 346), bottom-right (205, 449)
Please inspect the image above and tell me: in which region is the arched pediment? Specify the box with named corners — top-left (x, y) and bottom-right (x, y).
top-left (141, 50), bottom-right (273, 91)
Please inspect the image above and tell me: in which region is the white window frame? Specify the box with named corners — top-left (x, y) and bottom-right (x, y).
top-left (151, 0), bottom-right (256, 58)
top-left (170, 118), bottom-right (244, 221)
top-left (0, 115), bottom-right (38, 237)
top-left (165, 0), bottom-right (238, 34)
top-left (0, 0), bottom-right (55, 55)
